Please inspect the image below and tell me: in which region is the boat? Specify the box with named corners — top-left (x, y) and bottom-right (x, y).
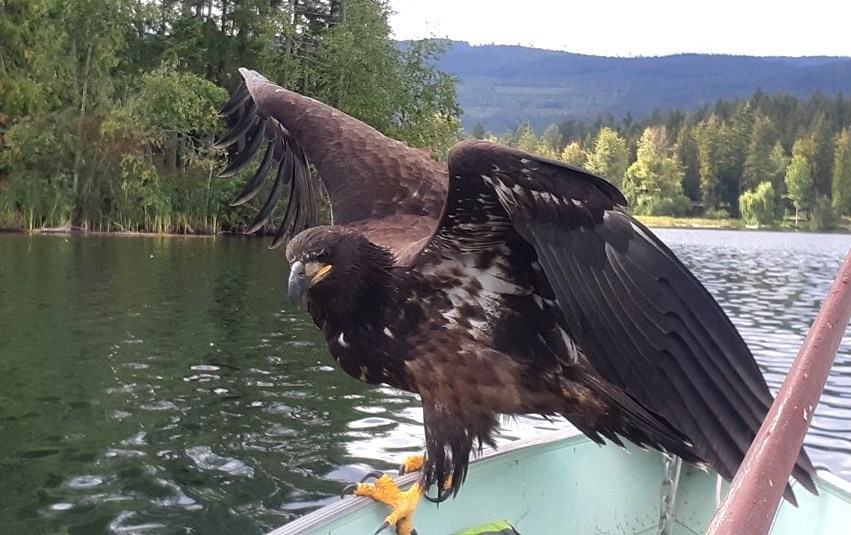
top-left (268, 427), bottom-right (851, 535)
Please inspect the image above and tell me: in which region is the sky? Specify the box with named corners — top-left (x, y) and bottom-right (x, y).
top-left (387, 0), bottom-right (851, 58)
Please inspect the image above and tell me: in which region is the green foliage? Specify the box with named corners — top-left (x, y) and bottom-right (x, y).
top-left (0, 0), bottom-right (462, 232)
top-left (810, 195), bottom-right (838, 230)
top-left (703, 207), bottom-right (730, 220)
top-left (130, 62), bottom-right (227, 134)
top-left (586, 127), bottom-right (629, 186)
top-left (623, 127), bottom-right (689, 216)
top-left (515, 123), bottom-right (540, 154)
top-left (742, 114), bottom-right (777, 191)
top-left (470, 90), bottom-right (849, 227)
top-left (540, 124), bottom-right (563, 153)
top-left (694, 115), bottom-right (724, 209)
top-left (560, 141), bottom-right (587, 167)
top-left (739, 182), bottom-right (776, 226)
top-left (832, 129), bottom-right (851, 216)
top-left (785, 140), bottom-right (815, 215)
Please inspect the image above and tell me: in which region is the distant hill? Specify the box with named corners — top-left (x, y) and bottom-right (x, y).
top-left (433, 41), bottom-right (851, 133)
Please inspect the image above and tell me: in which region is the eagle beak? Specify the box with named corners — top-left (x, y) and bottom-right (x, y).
top-left (288, 261), bottom-right (333, 304)
top-left (288, 261), bottom-right (308, 304)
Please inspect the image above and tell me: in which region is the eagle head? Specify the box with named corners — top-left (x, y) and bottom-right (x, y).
top-left (285, 226), bottom-right (395, 319)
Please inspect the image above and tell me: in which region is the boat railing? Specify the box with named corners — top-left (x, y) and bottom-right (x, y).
top-left (707, 249), bottom-right (851, 535)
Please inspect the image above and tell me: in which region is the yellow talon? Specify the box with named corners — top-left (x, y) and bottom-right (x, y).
top-left (398, 454), bottom-right (453, 492)
top-left (399, 454), bottom-right (425, 475)
top-left (353, 475), bottom-right (423, 535)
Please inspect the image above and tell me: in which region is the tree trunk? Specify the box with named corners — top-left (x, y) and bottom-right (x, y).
top-left (72, 42), bottom-right (94, 198)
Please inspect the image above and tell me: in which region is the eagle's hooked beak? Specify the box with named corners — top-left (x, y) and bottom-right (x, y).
top-left (288, 260), bottom-right (333, 304)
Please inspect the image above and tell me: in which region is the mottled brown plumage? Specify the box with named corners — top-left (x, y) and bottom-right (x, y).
top-left (218, 68), bottom-right (817, 506)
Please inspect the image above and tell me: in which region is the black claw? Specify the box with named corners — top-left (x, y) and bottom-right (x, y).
top-left (373, 521), bottom-right (390, 535)
top-left (360, 470), bottom-right (385, 483)
top-left (341, 471), bottom-right (386, 498)
top-left (423, 485), bottom-right (452, 504)
top-left (398, 463), bottom-right (407, 476)
top-left (411, 530), bottom-right (419, 535)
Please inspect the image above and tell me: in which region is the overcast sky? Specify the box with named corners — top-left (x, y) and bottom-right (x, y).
top-left (387, 0), bottom-right (851, 57)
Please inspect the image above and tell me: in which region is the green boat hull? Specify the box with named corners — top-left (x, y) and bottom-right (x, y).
top-left (270, 429), bottom-right (851, 534)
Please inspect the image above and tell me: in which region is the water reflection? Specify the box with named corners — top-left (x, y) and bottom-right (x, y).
top-left (0, 230), bottom-right (849, 534)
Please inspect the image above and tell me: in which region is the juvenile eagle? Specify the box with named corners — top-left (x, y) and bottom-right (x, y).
top-left (217, 69), bottom-right (815, 534)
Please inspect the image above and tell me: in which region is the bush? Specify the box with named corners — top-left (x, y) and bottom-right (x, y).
top-left (632, 194), bottom-right (690, 217)
top-left (703, 207), bottom-right (730, 219)
top-left (739, 181), bottom-right (776, 226)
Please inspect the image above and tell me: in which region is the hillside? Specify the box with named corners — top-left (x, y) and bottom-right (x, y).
top-left (434, 41), bottom-right (851, 132)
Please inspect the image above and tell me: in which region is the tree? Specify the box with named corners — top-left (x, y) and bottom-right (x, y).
top-left (540, 124), bottom-right (563, 154)
top-left (739, 181), bottom-right (776, 226)
top-left (585, 127), bottom-right (628, 186)
top-left (695, 114), bottom-right (723, 210)
top-left (768, 141), bottom-right (790, 201)
top-left (809, 112), bottom-right (835, 198)
top-left (675, 125), bottom-right (701, 201)
top-left (512, 122), bottom-right (538, 153)
top-left (559, 141), bottom-right (587, 167)
top-left (785, 139), bottom-right (815, 224)
top-left (742, 113), bottom-right (777, 192)
top-left (832, 128), bottom-right (851, 216)
top-left (470, 123), bottom-right (487, 140)
top-left (810, 195), bottom-right (837, 230)
top-left (622, 126), bottom-right (689, 216)
top-left (0, 0), bottom-right (463, 232)
top-left (311, 4), bottom-right (461, 156)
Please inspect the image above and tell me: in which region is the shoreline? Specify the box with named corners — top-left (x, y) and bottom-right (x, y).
top-left (2, 217), bottom-right (849, 239)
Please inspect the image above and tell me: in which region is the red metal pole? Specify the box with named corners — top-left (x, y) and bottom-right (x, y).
top-left (707, 249), bottom-right (851, 535)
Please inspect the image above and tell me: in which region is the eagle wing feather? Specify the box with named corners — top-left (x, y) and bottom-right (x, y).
top-left (439, 139), bottom-right (816, 500)
top-left (217, 69), bottom-right (446, 254)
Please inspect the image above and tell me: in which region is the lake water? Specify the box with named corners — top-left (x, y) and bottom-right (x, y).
top-left (1, 229), bottom-right (849, 534)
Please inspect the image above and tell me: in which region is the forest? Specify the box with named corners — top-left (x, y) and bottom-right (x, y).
top-left (478, 91), bottom-right (851, 229)
top-left (1, 1), bottom-right (849, 233)
top-left (437, 41), bottom-right (851, 132)
top-left (0, 0), bottom-right (460, 234)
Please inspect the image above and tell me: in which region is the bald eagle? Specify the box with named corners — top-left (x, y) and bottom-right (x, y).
top-left (217, 69), bottom-right (815, 534)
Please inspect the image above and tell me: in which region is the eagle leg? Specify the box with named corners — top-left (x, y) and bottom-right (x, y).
top-left (344, 473), bottom-right (423, 535)
top-left (398, 453), bottom-right (454, 503)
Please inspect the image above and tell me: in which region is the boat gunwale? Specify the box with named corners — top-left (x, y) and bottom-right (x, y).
top-left (267, 428), bottom-right (591, 535)
top-left (268, 428), bottom-right (851, 535)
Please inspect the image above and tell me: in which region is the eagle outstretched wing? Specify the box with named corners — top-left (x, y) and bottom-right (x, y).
top-left (428, 139), bottom-right (816, 501)
top-left (216, 68), bottom-right (446, 255)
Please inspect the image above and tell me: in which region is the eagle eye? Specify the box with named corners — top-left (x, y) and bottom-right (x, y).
top-left (316, 250), bottom-right (330, 263)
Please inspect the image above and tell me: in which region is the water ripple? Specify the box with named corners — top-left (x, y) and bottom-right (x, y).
top-left (3, 231), bottom-right (849, 535)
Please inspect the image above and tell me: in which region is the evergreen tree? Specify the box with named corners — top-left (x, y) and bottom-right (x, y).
top-left (785, 139), bottom-right (816, 224)
top-left (675, 125), bottom-right (701, 201)
top-left (695, 115), bottom-right (723, 211)
top-left (810, 112), bottom-right (836, 198)
top-left (515, 122), bottom-right (539, 153)
top-left (540, 124), bottom-right (563, 154)
top-left (742, 113), bottom-right (778, 192)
